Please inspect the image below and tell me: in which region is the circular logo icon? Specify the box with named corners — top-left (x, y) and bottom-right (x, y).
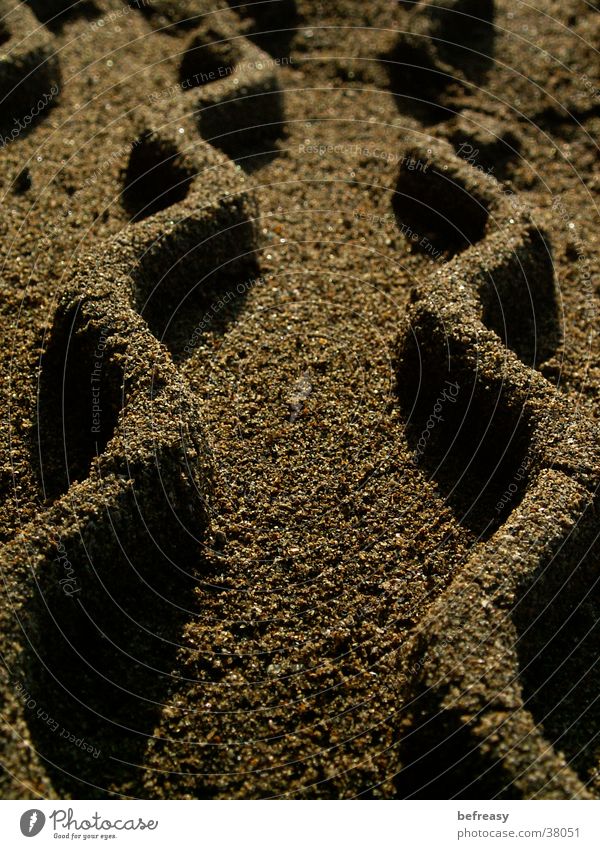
top-left (20, 810), bottom-right (46, 837)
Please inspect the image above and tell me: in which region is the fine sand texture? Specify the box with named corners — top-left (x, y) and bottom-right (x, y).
top-left (0, 0), bottom-right (599, 799)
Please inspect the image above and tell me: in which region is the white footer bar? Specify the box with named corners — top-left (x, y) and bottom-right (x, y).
top-left (1, 800), bottom-right (598, 848)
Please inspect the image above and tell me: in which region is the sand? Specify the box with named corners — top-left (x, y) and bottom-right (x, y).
top-left (0, 0), bottom-right (599, 799)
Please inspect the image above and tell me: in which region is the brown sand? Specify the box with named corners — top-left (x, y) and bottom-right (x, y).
top-left (0, 0), bottom-right (599, 799)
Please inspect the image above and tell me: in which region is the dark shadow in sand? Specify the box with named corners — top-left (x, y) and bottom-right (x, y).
top-left (382, 2), bottom-right (496, 126)
top-left (36, 304), bottom-right (124, 504)
top-left (178, 27), bottom-right (287, 162)
top-left (396, 331), bottom-right (533, 539)
top-left (26, 0), bottom-right (101, 30)
top-left (21, 489), bottom-right (204, 799)
top-left (479, 229), bottom-right (563, 369)
top-left (194, 97), bottom-right (287, 163)
top-left (227, 0), bottom-right (299, 60)
top-left (394, 710), bottom-right (522, 799)
top-left (129, 233), bottom-right (260, 363)
top-left (382, 41), bottom-right (459, 127)
top-left (512, 525), bottom-right (600, 791)
top-left (122, 131), bottom-right (196, 224)
top-left (392, 161), bottom-right (562, 368)
top-left (137, 255), bottom-right (261, 364)
top-left (430, 1), bottom-right (496, 83)
top-left (392, 160), bottom-right (489, 258)
top-left (118, 126), bottom-right (261, 357)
